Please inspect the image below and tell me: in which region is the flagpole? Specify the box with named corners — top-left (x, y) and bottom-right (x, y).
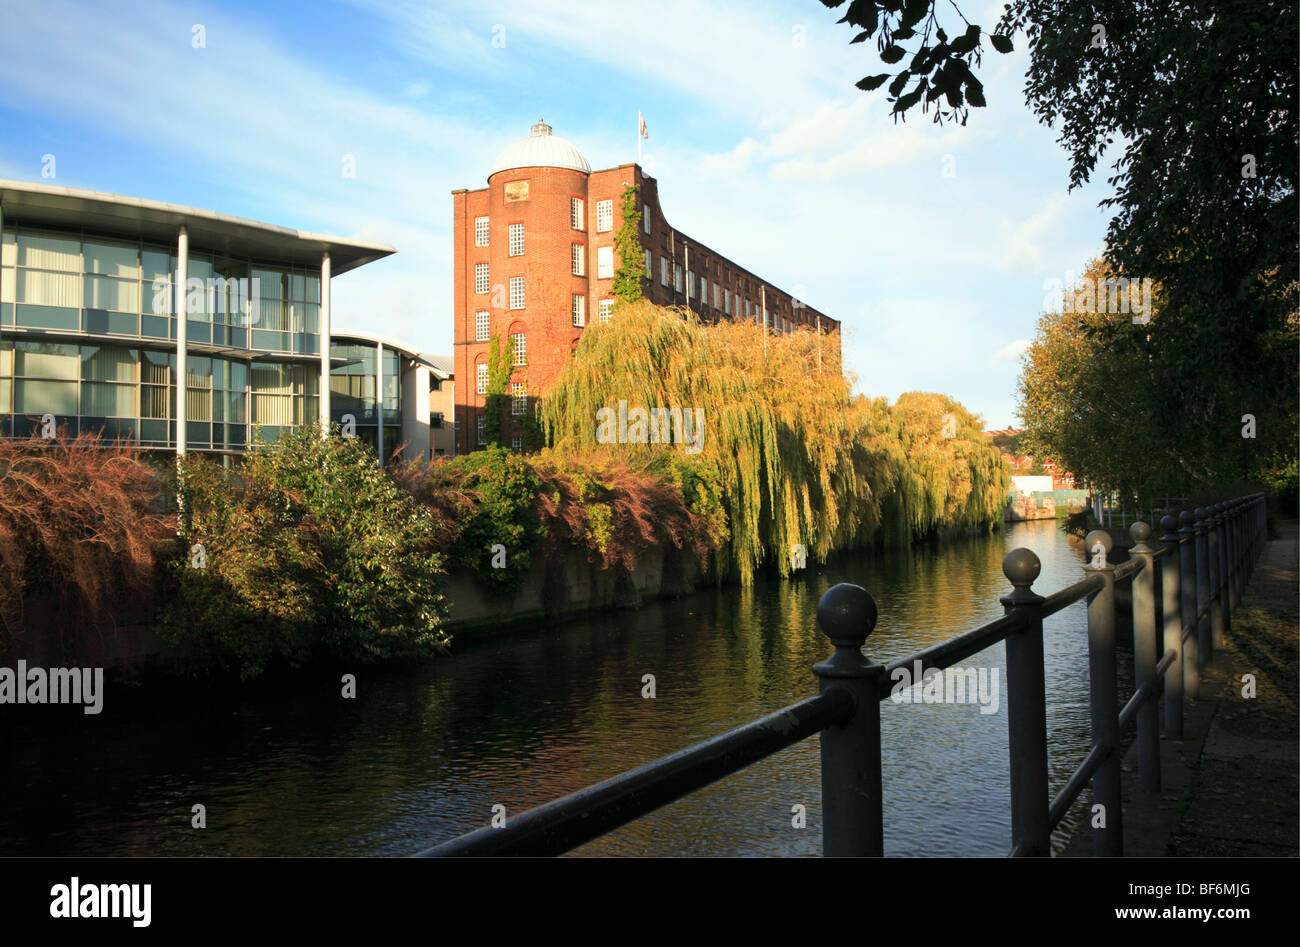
top-left (637, 111), bottom-right (643, 165)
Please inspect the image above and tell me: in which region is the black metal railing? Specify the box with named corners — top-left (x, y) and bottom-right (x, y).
top-left (417, 494), bottom-right (1268, 857)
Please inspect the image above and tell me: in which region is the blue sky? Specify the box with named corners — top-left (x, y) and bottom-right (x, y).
top-left (0, 0), bottom-right (1119, 429)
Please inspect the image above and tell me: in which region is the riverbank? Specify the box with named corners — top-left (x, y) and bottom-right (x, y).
top-left (1061, 517), bottom-right (1298, 856)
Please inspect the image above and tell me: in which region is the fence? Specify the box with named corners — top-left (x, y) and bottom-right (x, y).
top-left (1091, 493), bottom-right (1190, 531)
top-left (417, 494), bottom-right (1268, 857)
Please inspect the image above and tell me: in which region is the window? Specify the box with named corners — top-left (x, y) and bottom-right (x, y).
top-left (509, 223), bottom-right (524, 257)
top-left (713, 284), bottom-right (720, 309)
top-left (687, 271), bottom-right (694, 300)
top-left (431, 412), bottom-right (444, 428)
top-left (700, 277), bottom-right (708, 304)
top-left (476, 363), bottom-right (488, 395)
top-left (475, 310), bottom-right (490, 341)
top-left (674, 264), bottom-right (682, 293)
top-left (511, 434), bottom-right (523, 452)
top-left (644, 249), bottom-right (652, 275)
top-left (661, 257), bottom-right (669, 286)
top-left (570, 198), bottom-right (584, 230)
top-left (509, 277), bottom-right (525, 309)
top-left (597, 246), bottom-right (613, 279)
top-left (596, 200), bottom-right (613, 232)
top-left (599, 299), bottom-right (614, 322)
top-left (475, 217), bottom-right (489, 247)
top-left (571, 293), bottom-right (585, 327)
top-left (511, 332), bottom-right (526, 366)
top-left (477, 414), bottom-right (486, 445)
top-left (475, 263), bottom-right (489, 294)
top-left (643, 204), bottom-right (650, 234)
top-left (571, 244), bottom-right (585, 276)
top-left (724, 289), bottom-right (730, 315)
top-left (744, 299), bottom-right (750, 318)
top-left (511, 382), bottom-right (526, 415)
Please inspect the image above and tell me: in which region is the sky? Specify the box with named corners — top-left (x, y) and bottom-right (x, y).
top-left (0, 0), bottom-right (1121, 429)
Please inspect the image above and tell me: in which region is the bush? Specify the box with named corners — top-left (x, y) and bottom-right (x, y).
top-left (0, 431), bottom-right (175, 653)
top-left (161, 425), bottom-right (449, 679)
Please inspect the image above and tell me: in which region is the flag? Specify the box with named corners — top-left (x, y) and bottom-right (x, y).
top-left (639, 111), bottom-right (648, 139)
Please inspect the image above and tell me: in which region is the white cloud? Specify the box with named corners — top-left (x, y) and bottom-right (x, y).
top-left (994, 339), bottom-right (1031, 361)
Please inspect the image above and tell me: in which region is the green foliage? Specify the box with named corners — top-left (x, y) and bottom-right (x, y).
top-left (440, 445), bottom-right (544, 593)
top-left (162, 425), bottom-right (449, 679)
top-left (612, 184), bottom-right (650, 303)
top-left (1017, 258), bottom-right (1296, 502)
top-left (482, 334), bottom-right (516, 448)
top-left (540, 300), bottom-right (1006, 584)
top-left (824, 0), bottom-right (1014, 124)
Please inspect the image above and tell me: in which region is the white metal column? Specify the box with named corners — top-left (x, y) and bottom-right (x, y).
top-left (176, 226), bottom-right (188, 457)
top-left (320, 252), bottom-right (331, 436)
top-left (376, 341), bottom-right (384, 463)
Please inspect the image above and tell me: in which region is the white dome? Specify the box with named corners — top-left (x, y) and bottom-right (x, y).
top-left (489, 119), bottom-right (590, 178)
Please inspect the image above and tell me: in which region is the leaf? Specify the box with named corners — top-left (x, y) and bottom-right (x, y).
top-left (880, 44), bottom-right (906, 64)
top-left (889, 72), bottom-right (910, 96)
top-left (856, 73), bottom-right (892, 91)
top-left (989, 32), bottom-right (1014, 53)
top-left (965, 78), bottom-right (986, 107)
top-left (895, 86), bottom-right (925, 112)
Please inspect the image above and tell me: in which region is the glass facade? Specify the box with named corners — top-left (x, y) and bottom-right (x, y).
top-left (329, 340), bottom-right (401, 460)
top-left (0, 224), bottom-right (322, 450)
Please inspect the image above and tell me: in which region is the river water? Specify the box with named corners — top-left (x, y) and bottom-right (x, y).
top-left (0, 518), bottom-right (1134, 857)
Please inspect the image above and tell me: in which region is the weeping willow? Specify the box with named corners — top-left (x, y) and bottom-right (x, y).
top-left (540, 300), bottom-right (1008, 585)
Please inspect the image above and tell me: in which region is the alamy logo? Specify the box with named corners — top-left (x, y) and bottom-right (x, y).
top-left (150, 276), bottom-right (262, 326)
top-left (889, 660), bottom-right (1000, 715)
top-left (0, 662), bottom-right (104, 714)
top-left (50, 878), bottom-right (150, 927)
top-left (595, 399), bottom-right (705, 454)
top-left (1041, 272), bottom-right (1153, 324)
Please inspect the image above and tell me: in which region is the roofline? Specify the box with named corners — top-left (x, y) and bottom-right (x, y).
top-left (331, 329), bottom-right (451, 378)
top-left (0, 179), bottom-right (396, 276)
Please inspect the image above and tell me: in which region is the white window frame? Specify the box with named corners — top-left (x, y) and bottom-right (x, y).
top-left (511, 382), bottom-right (526, 415)
top-left (508, 223), bottom-right (525, 257)
top-left (476, 363), bottom-right (488, 396)
top-left (475, 263), bottom-right (489, 294)
top-left (713, 284), bottom-right (719, 309)
top-left (661, 257), bottom-right (669, 286)
top-left (474, 216), bottom-right (489, 247)
top-left (674, 264), bottom-right (682, 293)
top-left (511, 434), bottom-right (523, 452)
top-left (570, 197), bottom-right (584, 230)
top-left (724, 288), bottom-right (730, 315)
top-left (599, 299), bottom-right (614, 322)
top-left (644, 249), bottom-right (652, 275)
top-left (643, 204), bottom-right (650, 234)
top-left (571, 293), bottom-right (585, 327)
top-left (511, 332), bottom-right (526, 366)
top-left (571, 243), bottom-right (585, 276)
top-left (475, 310), bottom-right (489, 342)
top-left (596, 199), bottom-right (613, 233)
top-left (477, 414), bottom-right (486, 445)
top-left (509, 277), bottom-right (525, 310)
top-left (597, 246), bottom-right (613, 279)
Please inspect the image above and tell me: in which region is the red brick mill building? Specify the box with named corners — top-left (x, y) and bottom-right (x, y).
top-left (451, 119), bottom-right (840, 454)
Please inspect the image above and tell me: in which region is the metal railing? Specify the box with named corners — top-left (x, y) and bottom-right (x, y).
top-left (417, 493), bottom-right (1268, 857)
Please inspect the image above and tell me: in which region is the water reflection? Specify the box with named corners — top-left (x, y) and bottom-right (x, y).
top-left (0, 519), bottom-right (1131, 856)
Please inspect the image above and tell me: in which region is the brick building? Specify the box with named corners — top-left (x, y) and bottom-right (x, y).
top-left (451, 119), bottom-right (840, 454)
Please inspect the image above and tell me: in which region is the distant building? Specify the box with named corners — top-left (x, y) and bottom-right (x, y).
top-left (451, 119), bottom-right (842, 455)
top-left (984, 428), bottom-right (1076, 490)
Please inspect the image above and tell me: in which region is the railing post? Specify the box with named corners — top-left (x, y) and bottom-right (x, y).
top-left (1222, 500), bottom-right (1237, 627)
top-left (1000, 548), bottom-right (1050, 857)
top-left (1178, 511), bottom-right (1200, 698)
top-left (812, 583), bottom-right (884, 857)
top-left (1160, 515), bottom-right (1184, 739)
top-left (1207, 504), bottom-right (1224, 652)
top-left (1193, 507), bottom-right (1212, 668)
top-left (1128, 522), bottom-right (1161, 792)
top-left (1083, 529), bottom-right (1123, 855)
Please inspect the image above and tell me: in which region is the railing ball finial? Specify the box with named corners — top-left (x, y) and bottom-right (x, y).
top-left (816, 583), bottom-right (877, 649)
top-left (1002, 547), bottom-right (1041, 588)
top-left (1194, 506), bottom-right (1207, 524)
top-left (1084, 529), bottom-right (1113, 569)
top-left (1130, 520), bottom-right (1153, 545)
top-left (1160, 514), bottom-right (1179, 540)
top-left (1179, 509), bottom-right (1194, 529)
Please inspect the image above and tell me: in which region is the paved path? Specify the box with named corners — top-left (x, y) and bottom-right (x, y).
top-left (1064, 517), bottom-right (1298, 857)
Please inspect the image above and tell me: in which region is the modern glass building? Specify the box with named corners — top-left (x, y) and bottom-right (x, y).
top-left (0, 180), bottom-right (449, 461)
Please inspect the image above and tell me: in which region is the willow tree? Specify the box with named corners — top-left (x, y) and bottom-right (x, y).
top-left (540, 300), bottom-right (1001, 584)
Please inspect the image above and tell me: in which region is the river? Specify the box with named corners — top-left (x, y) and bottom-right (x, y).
top-left (0, 517), bottom-right (1134, 857)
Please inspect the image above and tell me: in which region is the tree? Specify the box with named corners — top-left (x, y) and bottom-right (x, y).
top-left (612, 184), bottom-right (650, 303)
top-left (827, 0), bottom-right (1298, 493)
